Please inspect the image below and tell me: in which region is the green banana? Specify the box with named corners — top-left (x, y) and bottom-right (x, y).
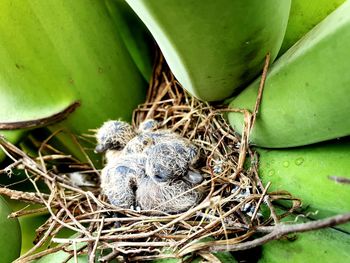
top-left (257, 138), bottom-right (350, 232)
top-left (279, 0), bottom-right (345, 56)
top-left (125, 0), bottom-right (291, 101)
top-left (0, 196), bottom-right (21, 262)
top-left (228, 0), bottom-right (350, 148)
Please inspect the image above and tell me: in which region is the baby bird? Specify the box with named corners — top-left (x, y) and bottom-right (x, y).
top-left (95, 120), bottom-right (137, 163)
top-left (96, 119), bottom-right (204, 213)
top-left (137, 118), bottom-right (159, 132)
top-left (95, 120), bottom-right (136, 153)
top-left (136, 174), bottom-right (203, 214)
top-left (100, 153), bottom-right (145, 209)
top-left (123, 120), bottom-right (200, 170)
top-left (100, 152), bottom-right (203, 213)
top-left (144, 141), bottom-right (200, 183)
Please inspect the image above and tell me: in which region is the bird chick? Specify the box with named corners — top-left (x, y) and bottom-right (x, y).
top-left (97, 118), bottom-right (204, 213)
top-left (122, 119), bottom-right (170, 154)
top-left (95, 120), bottom-right (137, 163)
top-left (100, 153), bottom-right (145, 209)
top-left (138, 118), bottom-right (160, 132)
top-left (136, 174), bottom-right (203, 214)
top-left (123, 130), bottom-right (199, 167)
top-left (144, 140), bottom-right (200, 183)
top-left (100, 151), bottom-right (203, 213)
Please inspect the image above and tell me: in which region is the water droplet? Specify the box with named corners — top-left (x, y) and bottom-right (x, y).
top-left (295, 157), bottom-right (304, 166)
top-left (283, 161), bottom-right (290, 167)
top-left (268, 169), bottom-right (275, 176)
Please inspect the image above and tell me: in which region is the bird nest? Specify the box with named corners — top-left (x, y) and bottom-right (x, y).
top-left (0, 54), bottom-right (301, 262)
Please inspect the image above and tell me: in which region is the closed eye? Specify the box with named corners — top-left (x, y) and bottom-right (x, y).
top-left (153, 174), bottom-right (167, 182)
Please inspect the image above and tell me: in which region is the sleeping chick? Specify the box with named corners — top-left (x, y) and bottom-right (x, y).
top-left (97, 119), bottom-right (204, 213)
top-left (144, 141), bottom-right (200, 183)
top-left (123, 119), bottom-right (200, 166)
top-left (137, 118), bottom-right (160, 132)
top-left (136, 173), bottom-right (203, 214)
top-left (100, 153), bottom-right (145, 209)
top-left (100, 151), bottom-right (203, 213)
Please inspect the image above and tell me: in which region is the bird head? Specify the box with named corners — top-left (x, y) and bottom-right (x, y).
top-left (95, 120), bottom-right (136, 153)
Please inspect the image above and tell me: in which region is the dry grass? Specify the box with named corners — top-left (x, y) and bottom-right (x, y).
top-left (0, 53), bottom-right (305, 262)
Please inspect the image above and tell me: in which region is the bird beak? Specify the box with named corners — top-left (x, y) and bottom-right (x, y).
top-left (94, 144), bottom-right (107, 153)
top-left (186, 171), bottom-right (203, 184)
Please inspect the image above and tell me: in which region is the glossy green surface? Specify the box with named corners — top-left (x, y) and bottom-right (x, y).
top-left (228, 0), bottom-right (350, 147)
top-left (258, 139), bottom-right (350, 232)
top-left (105, 0), bottom-right (153, 81)
top-left (279, 0), bottom-right (345, 55)
top-left (0, 196), bottom-right (21, 262)
top-left (0, 0), bottom-right (146, 134)
top-left (259, 211), bottom-right (350, 262)
top-left (126, 0), bottom-right (291, 101)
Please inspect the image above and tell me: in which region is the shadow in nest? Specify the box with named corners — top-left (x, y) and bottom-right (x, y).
top-left (0, 53), bottom-right (302, 262)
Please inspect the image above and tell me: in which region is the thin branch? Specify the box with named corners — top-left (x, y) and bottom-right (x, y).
top-left (89, 217), bottom-right (104, 263)
top-left (203, 213), bottom-right (350, 252)
top-left (0, 188), bottom-right (49, 204)
top-left (250, 53), bottom-right (270, 130)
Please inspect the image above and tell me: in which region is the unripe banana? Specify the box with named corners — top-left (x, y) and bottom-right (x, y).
top-left (0, 0), bottom-right (146, 137)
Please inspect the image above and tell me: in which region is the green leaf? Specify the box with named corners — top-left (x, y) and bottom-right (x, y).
top-left (126, 0), bottom-right (291, 101)
top-left (105, 0), bottom-right (153, 81)
top-left (257, 138), bottom-right (350, 233)
top-left (0, 0), bottom-right (146, 134)
top-left (278, 0), bottom-right (345, 56)
top-left (259, 209), bottom-right (350, 263)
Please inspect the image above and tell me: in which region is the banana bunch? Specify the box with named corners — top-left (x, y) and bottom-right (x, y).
top-left (228, 0), bottom-right (350, 148)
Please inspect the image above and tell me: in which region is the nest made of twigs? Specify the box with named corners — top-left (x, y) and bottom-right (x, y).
top-left (0, 53), bottom-right (301, 262)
